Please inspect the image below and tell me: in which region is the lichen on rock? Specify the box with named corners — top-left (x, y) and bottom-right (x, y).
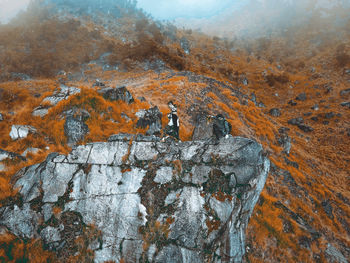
top-left (0, 134), bottom-right (269, 262)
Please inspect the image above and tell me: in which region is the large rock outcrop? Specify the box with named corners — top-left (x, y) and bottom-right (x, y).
top-left (0, 134), bottom-right (269, 262)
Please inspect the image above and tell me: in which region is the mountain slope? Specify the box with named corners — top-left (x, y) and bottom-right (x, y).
top-left (0, 0), bottom-right (349, 262)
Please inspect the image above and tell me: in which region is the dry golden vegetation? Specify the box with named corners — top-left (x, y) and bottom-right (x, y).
top-left (0, 1), bottom-right (349, 262)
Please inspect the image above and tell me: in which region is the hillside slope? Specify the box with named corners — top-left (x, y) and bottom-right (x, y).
top-left (0, 0), bottom-right (349, 262)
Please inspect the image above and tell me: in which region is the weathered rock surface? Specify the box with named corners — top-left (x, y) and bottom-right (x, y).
top-left (43, 85), bottom-right (80, 106)
top-left (136, 107), bottom-right (162, 136)
top-left (269, 108), bottom-right (281, 117)
top-left (0, 135), bottom-right (269, 263)
top-left (64, 116), bottom-right (89, 145)
top-left (9, 125), bottom-right (37, 140)
top-left (97, 86), bottom-right (134, 104)
top-left (32, 85), bottom-right (81, 117)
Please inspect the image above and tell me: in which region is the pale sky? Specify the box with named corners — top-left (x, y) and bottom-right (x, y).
top-left (0, 0), bottom-right (30, 23)
top-left (137, 0), bottom-right (242, 20)
top-left (0, 0), bottom-right (245, 23)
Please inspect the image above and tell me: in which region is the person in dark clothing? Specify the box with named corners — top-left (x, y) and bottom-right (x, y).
top-left (213, 114), bottom-right (232, 140)
top-left (164, 101), bottom-right (179, 140)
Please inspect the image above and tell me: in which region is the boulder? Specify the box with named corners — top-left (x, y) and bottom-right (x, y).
top-left (43, 85), bottom-right (81, 106)
top-left (9, 125), bottom-right (37, 140)
top-left (340, 89), bottom-right (350, 97)
top-left (22, 148), bottom-right (40, 157)
top-left (288, 100), bottom-right (297, 106)
top-left (64, 116), bottom-right (89, 145)
top-left (269, 108), bottom-right (281, 117)
top-left (97, 86), bottom-right (134, 104)
top-left (136, 107), bottom-right (162, 136)
top-left (288, 117), bottom-right (304, 126)
top-left (277, 127), bottom-right (292, 155)
top-left (341, 102), bottom-right (350, 108)
top-left (33, 85), bottom-right (81, 117)
top-left (1, 135), bottom-right (270, 263)
top-left (296, 93), bottom-right (307, 101)
top-left (192, 113), bottom-right (213, 140)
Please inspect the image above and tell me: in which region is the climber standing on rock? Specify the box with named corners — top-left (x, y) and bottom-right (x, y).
top-left (164, 101), bottom-right (179, 140)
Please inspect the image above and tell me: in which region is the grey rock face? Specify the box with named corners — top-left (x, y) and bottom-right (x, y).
top-left (97, 86), bottom-right (134, 104)
top-left (64, 116), bottom-right (89, 145)
top-left (1, 135), bottom-right (269, 263)
top-left (9, 125), bottom-right (37, 140)
top-left (269, 108), bottom-right (281, 117)
top-left (136, 107), bottom-right (163, 136)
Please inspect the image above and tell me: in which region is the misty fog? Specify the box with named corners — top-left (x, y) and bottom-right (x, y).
top-left (1, 0), bottom-right (349, 41)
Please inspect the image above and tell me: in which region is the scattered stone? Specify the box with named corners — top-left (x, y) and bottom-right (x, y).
top-left (345, 69), bottom-right (350, 75)
top-left (92, 79), bottom-right (106, 88)
top-left (138, 96), bottom-right (146, 102)
top-left (297, 124), bottom-right (314, 132)
top-left (250, 93), bottom-right (256, 103)
top-left (321, 200), bottom-right (334, 219)
top-left (121, 112), bottom-right (131, 122)
top-left (296, 93), bottom-right (307, 101)
top-left (0, 113), bottom-right (3, 121)
top-left (340, 88), bottom-right (350, 97)
top-left (136, 107), bottom-right (162, 136)
top-left (277, 127), bottom-right (291, 155)
top-left (97, 86), bottom-right (134, 104)
top-left (323, 121), bottom-right (329, 125)
top-left (288, 100), bottom-right (297, 106)
top-left (64, 116), bottom-right (89, 145)
top-left (32, 105), bottom-right (50, 117)
top-left (325, 244), bottom-right (347, 263)
top-left (311, 116), bottom-right (318, 122)
top-left (325, 112), bottom-right (335, 119)
top-left (284, 157), bottom-right (299, 169)
top-left (9, 125), bottom-right (37, 140)
top-left (288, 118), bottom-right (313, 132)
top-left (288, 117), bottom-right (304, 126)
top-left (311, 104), bottom-right (319, 111)
top-left (282, 219), bottom-right (294, 233)
top-left (340, 102), bottom-right (350, 108)
top-left (269, 108), bottom-right (281, 117)
top-left (43, 85), bottom-right (81, 106)
top-left (303, 112), bottom-right (312, 117)
top-left (298, 236), bottom-right (311, 249)
top-left (21, 148), bottom-right (40, 157)
top-left (241, 76), bottom-right (249, 86)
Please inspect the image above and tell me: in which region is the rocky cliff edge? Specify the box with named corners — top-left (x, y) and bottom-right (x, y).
top-left (0, 134), bottom-right (269, 263)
